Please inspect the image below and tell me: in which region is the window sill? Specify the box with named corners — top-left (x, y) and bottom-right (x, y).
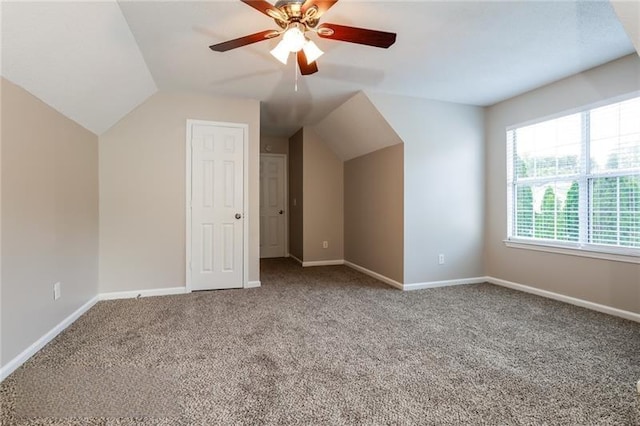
top-left (503, 239), bottom-right (640, 264)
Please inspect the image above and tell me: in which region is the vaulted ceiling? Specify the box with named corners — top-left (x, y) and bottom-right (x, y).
top-left (1, 1), bottom-right (637, 137)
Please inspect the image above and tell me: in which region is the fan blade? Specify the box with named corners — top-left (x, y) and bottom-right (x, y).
top-left (301, 0), bottom-right (339, 19)
top-left (241, 0), bottom-right (286, 20)
top-left (317, 23), bottom-right (396, 48)
top-left (297, 50), bottom-right (318, 75)
top-left (210, 30), bottom-right (279, 52)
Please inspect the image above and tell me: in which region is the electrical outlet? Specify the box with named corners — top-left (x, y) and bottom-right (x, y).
top-left (322, 241), bottom-right (328, 249)
top-left (53, 282), bottom-right (61, 300)
top-left (438, 254), bottom-right (445, 265)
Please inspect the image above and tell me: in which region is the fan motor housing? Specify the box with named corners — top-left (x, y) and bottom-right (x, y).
top-left (273, 0), bottom-right (319, 29)
top-left (274, 0), bottom-right (305, 14)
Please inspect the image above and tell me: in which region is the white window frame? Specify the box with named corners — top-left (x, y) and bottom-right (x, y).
top-left (505, 93), bottom-right (640, 265)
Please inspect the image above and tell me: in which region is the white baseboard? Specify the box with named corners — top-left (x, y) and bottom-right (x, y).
top-left (99, 286), bottom-right (188, 301)
top-left (485, 276), bottom-right (640, 323)
top-left (302, 259), bottom-right (345, 267)
top-left (403, 277), bottom-right (486, 291)
top-left (245, 280), bottom-right (261, 289)
top-left (0, 295), bottom-right (99, 382)
top-left (343, 261), bottom-right (483, 292)
top-left (289, 254), bottom-right (303, 265)
top-left (343, 261), bottom-right (403, 290)
top-left (287, 255), bottom-right (343, 268)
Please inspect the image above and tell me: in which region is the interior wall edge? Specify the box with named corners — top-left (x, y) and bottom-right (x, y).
top-left (99, 286), bottom-right (188, 301)
top-left (0, 295), bottom-right (99, 383)
top-left (486, 276), bottom-right (640, 322)
top-left (301, 259), bottom-right (344, 267)
top-left (403, 277), bottom-right (486, 291)
top-left (344, 260), bottom-right (403, 290)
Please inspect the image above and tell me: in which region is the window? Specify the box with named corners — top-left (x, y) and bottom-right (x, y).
top-left (507, 95), bottom-right (640, 257)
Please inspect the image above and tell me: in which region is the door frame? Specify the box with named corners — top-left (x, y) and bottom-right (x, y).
top-left (259, 153), bottom-right (289, 258)
top-left (185, 119), bottom-right (249, 292)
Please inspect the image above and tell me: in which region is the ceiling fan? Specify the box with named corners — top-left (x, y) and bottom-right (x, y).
top-left (209, 0), bottom-right (397, 75)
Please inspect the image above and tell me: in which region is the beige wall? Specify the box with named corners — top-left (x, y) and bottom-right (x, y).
top-left (288, 129), bottom-right (304, 260)
top-left (485, 54), bottom-right (640, 314)
top-left (99, 91), bottom-right (260, 292)
top-left (368, 93), bottom-right (485, 284)
top-left (345, 144), bottom-right (404, 282)
top-left (260, 135), bottom-right (288, 155)
top-left (302, 127), bottom-right (344, 262)
top-left (1, 78), bottom-right (99, 364)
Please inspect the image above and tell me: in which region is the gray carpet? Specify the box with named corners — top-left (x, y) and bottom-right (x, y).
top-left (1, 258), bottom-right (639, 425)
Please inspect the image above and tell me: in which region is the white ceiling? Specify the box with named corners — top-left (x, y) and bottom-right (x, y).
top-left (1, 1), bottom-right (636, 137)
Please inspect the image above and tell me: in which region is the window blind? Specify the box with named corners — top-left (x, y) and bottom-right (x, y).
top-left (588, 97), bottom-right (640, 248)
top-left (507, 95), bottom-right (640, 253)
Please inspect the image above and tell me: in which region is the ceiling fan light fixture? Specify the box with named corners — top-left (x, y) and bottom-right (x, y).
top-left (281, 23), bottom-right (306, 52)
top-left (270, 40), bottom-right (290, 64)
top-left (210, 0), bottom-right (397, 76)
top-left (302, 39), bottom-right (323, 64)
top-left (271, 22), bottom-right (312, 65)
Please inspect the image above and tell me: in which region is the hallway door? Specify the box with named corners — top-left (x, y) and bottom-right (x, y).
top-left (260, 154), bottom-right (286, 258)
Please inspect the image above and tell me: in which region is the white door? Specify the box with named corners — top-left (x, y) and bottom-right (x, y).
top-left (190, 122), bottom-right (244, 290)
top-left (260, 154), bottom-right (286, 258)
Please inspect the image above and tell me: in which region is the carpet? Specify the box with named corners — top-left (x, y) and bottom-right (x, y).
top-left (1, 258), bottom-right (639, 425)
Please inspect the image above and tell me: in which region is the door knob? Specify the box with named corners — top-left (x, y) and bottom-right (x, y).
top-left (235, 213), bottom-right (242, 219)
top-left (279, 210), bottom-right (284, 214)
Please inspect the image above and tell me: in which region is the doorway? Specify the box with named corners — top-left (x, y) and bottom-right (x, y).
top-left (186, 120), bottom-right (248, 291)
top-left (260, 153), bottom-right (287, 258)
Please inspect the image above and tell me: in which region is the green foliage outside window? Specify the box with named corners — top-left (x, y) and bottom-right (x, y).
top-left (509, 96), bottom-right (640, 251)
top-left (514, 153), bottom-right (640, 247)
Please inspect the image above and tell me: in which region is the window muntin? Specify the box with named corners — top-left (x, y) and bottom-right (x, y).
top-left (507, 96), bottom-right (640, 253)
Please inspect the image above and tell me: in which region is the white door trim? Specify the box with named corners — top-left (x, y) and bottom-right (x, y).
top-left (259, 153), bottom-right (288, 258)
top-left (185, 119), bottom-right (249, 292)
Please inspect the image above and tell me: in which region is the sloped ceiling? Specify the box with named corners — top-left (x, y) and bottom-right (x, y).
top-left (0, 1), bottom-right (157, 135)
top-left (0, 1), bottom-right (636, 137)
top-left (611, 0), bottom-right (640, 56)
top-left (312, 92), bottom-right (401, 161)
